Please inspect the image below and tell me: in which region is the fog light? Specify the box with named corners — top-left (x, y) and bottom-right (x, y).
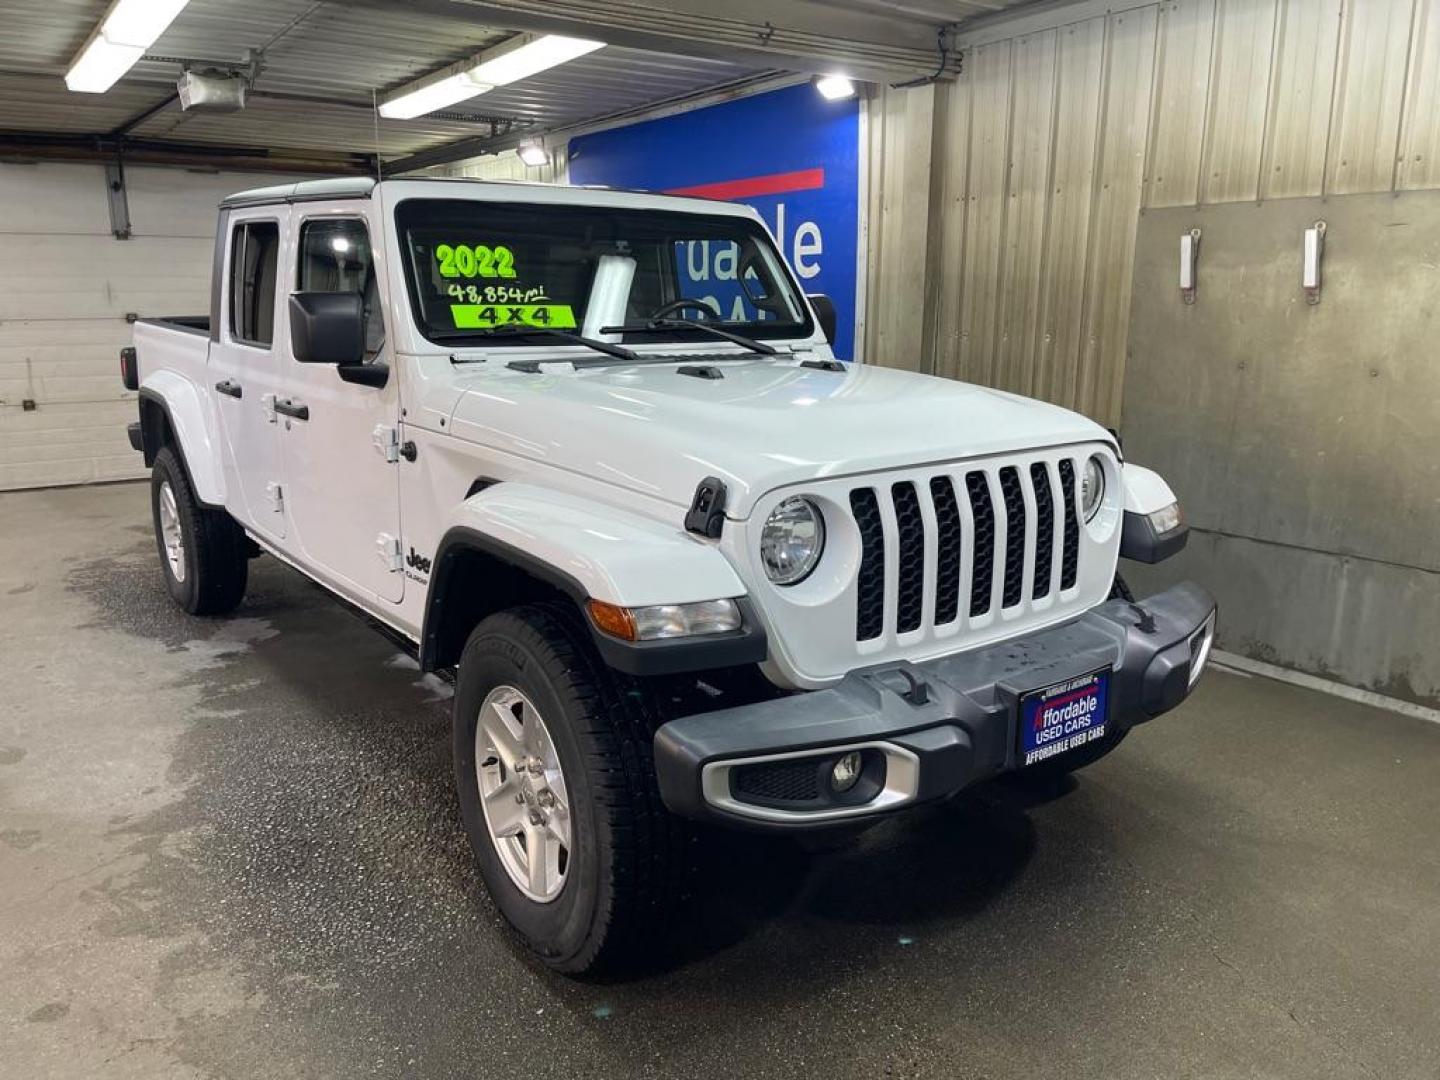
top-left (831, 751), bottom-right (864, 793)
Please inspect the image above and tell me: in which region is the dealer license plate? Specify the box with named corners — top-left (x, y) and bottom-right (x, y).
top-left (1019, 670), bottom-right (1110, 767)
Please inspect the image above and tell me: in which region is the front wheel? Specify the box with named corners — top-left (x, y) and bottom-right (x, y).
top-left (150, 446), bottom-right (247, 615)
top-left (452, 604), bottom-right (688, 975)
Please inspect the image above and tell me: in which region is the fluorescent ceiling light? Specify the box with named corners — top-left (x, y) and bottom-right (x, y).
top-left (470, 34), bottom-right (604, 86)
top-left (814, 74), bottom-right (856, 100)
top-left (378, 33), bottom-right (604, 120)
top-left (378, 72), bottom-right (492, 120)
top-left (66, 0), bottom-right (191, 94)
top-left (102, 0), bottom-right (190, 47)
top-left (517, 142), bottom-right (551, 167)
top-left (66, 37), bottom-right (146, 93)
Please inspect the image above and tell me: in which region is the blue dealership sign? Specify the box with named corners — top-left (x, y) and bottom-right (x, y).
top-left (568, 83), bottom-right (861, 360)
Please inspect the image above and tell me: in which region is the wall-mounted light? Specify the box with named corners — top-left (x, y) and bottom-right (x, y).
top-left (1303, 221), bottom-right (1326, 305)
top-left (379, 33), bottom-right (604, 120)
top-left (66, 0), bottom-right (192, 93)
top-left (1179, 228), bottom-right (1201, 304)
top-left (813, 74), bottom-right (856, 101)
top-left (517, 141), bottom-right (551, 167)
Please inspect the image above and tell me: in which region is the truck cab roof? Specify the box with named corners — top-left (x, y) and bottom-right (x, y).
top-left (217, 175), bottom-right (746, 213)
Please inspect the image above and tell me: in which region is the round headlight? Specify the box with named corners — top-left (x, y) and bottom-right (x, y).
top-left (760, 497), bottom-right (825, 585)
top-left (1081, 455), bottom-right (1106, 522)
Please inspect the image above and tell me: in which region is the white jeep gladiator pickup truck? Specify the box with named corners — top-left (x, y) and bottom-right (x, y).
top-left (123, 175), bottom-right (1215, 974)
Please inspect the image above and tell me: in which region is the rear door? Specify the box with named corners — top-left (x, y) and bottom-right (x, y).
top-left (275, 207), bottom-right (404, 604)
top-left (209, 210), bottom-right (289, 540)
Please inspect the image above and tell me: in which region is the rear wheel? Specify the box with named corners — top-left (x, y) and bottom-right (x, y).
top-left (452, 604), bottom-right (688, 975)
top-left (150, 446), bottom-right (247, 615)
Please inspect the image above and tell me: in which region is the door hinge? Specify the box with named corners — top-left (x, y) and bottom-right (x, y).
top-left (372, 424), bottom-right (401, 463)
top-left (376, 532), bottom-right (403, 572)
top-left (265, 481), bottom-right (284, 512)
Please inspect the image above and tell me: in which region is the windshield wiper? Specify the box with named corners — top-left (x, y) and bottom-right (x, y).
top-left (445, 325), bottom-right (640, 365)
top-left (599, 318), bottom-right (778, 356)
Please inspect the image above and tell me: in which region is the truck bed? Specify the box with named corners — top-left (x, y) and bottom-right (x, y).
top-left (136, 315), bottom-right (210, 335)
top-left (132, 316), bottom-right (215, 396)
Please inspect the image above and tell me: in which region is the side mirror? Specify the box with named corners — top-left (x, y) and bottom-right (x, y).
top-left (290, 292), bottom-right (364, 365)
top-left (807, 293), bottom-right (837, 346)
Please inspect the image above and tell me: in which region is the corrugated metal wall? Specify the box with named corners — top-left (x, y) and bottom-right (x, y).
top-left (867, 0), bottom-right (1440, 425)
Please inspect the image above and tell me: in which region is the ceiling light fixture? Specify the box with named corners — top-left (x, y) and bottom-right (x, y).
top-left (378, 33), bottom-right (604, 120)
top-left (517, 141), bottom-right (551, 167)
top-left (813, 74), bottom-right (857, 101)
top-left (66, 0), bottom-right (192, 93)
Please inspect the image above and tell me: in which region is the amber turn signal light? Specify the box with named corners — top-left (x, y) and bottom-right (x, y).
top-left (587, 599), bottom-right (638, 641)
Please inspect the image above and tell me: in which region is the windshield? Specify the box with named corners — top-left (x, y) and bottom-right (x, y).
top-left (395, 199), bottom-right (813, 345)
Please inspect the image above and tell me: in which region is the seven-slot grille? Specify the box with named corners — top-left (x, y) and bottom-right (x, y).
top-left (851, 456), bottom-right (1083, 643)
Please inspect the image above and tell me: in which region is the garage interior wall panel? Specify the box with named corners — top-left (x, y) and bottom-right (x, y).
top-left (1034, 16), bottom-right (1106, 409)
top-left (861, 0), bottom-right (1440, 702)
top-left (864, 81), bottom-right (937, 371)
top-left (955, 41), bottom-right (1013, 392)
top-left (1145, 0), bottom-right (1216, 209)
top-left (1398, 0), bottom-right (1440, 187)
top-left (1259, 0), bottom-right (1342, 199)
top-left (1124, 192), bottom-right (1440, 706)
top-left (1326, 0), bottom-right (1420, 194)
top-left (867, 0), bottom-right (1440, 426)
top-left (925, 69), bottom-right (973, 382)
top-left (1079, 6), bottom-right (1158, 425)
top-left (0, 163), bottom-right (298, 491)
top-left (1197, 0), bottom-right (1279, 205)
top-left (994, 30), bottom-right (1058, 396)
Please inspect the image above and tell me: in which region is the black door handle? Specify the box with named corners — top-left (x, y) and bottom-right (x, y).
top-left (274, 399), bottom-right (309, 421)
top-left (215, 379), bottom-right (243, 399)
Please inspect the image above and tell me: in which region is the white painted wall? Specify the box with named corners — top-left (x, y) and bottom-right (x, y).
top-left (0, 162), bottom-right (301, 491)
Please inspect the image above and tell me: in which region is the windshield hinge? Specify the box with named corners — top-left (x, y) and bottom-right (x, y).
top-left (685, 476), bottom-right (728, 539)
top-left (372, 424), bottom-right (401, 463)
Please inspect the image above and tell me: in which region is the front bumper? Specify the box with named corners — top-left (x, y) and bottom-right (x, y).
top-left (654, 582), bottom-right (1216, 829)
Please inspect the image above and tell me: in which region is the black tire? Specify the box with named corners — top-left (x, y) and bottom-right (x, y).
top-left (452, 603), bottom-right (688, 975)
top-left (150, 446), bottom-right (248, 615)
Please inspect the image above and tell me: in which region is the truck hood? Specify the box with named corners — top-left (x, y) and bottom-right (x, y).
top-left (445, 356), bottom-right (1111, 517)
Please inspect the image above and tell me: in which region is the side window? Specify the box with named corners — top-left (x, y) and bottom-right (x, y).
top-left (228, 221), bottom-right (280, 347)
top-left (298, 219), bottom-right (384, 360)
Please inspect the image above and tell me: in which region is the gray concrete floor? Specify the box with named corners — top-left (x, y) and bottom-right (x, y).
top-left (2, 481), bottom-right (1438, 1080)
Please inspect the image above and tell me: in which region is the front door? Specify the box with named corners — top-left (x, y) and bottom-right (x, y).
top-left (275, 210), bottom-right (404, 604)
top-left (210, 210), bottom-right (289, 541)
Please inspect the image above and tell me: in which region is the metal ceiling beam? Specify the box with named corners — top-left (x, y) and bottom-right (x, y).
top-left (350, 0), bottom-right (961, 82)
top-left (382, 70), bottom-right (795, 174)
top-left (0, 130), bottom-right (375, 175)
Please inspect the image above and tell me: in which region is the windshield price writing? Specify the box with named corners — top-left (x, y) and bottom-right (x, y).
top-left (449, 303), bottom-right (577, 329)
top-left (447, 283), bottom-right (551, 305)
top-left (435, 243), bottom-right (518, 279)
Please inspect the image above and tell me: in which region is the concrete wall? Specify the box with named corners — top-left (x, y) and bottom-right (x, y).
top-left (856, 0), bottom-right (1440, 704)
top-left (846, 0), bottom-right (1440, 702)
top-left (1124, 191), bottom-right (1440, 708)
top-left (864, 0), bottom-right (1440, 425)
